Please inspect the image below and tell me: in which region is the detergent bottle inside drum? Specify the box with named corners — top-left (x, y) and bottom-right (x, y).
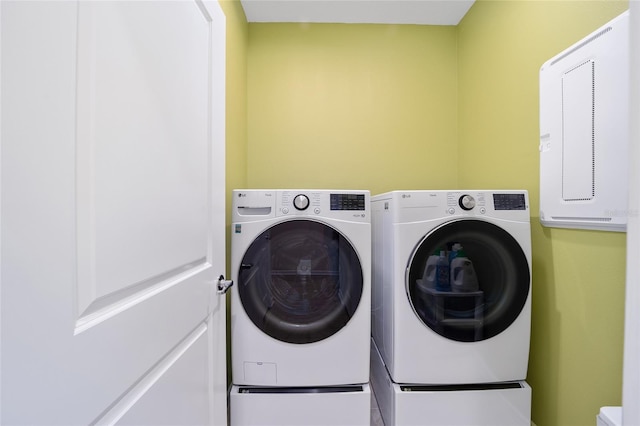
top-left (450, 250), bottom-right (479, 292)
top-left (417, 249), bottom-right (441, 292)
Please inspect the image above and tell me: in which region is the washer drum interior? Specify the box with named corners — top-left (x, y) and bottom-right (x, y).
top-left (238, 220), bottom-right (363, 344)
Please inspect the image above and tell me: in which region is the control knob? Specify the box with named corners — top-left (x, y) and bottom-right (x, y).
top-left (293, 194), bottom-right (310, 211)
top-left (459, 194), bottom-right (476, 211)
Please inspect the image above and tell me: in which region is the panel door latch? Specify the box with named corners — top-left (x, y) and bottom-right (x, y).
top-left (217, 275), bottom-right (234, 294)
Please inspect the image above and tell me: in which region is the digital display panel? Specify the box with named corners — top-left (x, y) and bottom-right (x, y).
top-left (330, 194), bottom-right (366, 211)
top-left (493, 194), bottom-right (526, 211)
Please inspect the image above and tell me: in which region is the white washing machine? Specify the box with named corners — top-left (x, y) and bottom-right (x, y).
top-left (371, 190), bottom-right (532, 384)
top-left (231, 189), bottom-right (371, 387)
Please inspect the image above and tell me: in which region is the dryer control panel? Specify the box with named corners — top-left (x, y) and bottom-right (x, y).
top-left (493, 193), bottom-right (527, 211)
top-left (376, 190), bottom-right (530, 224)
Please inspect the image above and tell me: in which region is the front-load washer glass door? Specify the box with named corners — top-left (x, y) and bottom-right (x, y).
top-left (407, 220), bottom-right (530, 342)
top-left (238, 219), bottom-right (363, 344)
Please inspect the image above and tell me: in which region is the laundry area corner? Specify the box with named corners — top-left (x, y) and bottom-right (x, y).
top-left (219, 1), bottom-right (630, 425)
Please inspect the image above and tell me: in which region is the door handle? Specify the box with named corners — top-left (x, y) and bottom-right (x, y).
top-left (216, 275), bottom-right (234, 295)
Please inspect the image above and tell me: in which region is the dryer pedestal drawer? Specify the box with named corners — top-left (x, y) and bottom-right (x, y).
top-left (370, 339), bottom-right (531, 426)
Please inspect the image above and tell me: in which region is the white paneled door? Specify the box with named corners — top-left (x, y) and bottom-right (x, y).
top-left (1, 1), bottom-right (227, 424)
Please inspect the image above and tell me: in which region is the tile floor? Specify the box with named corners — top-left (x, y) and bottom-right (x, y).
top-left (371, 389), bottom-right (384, 426)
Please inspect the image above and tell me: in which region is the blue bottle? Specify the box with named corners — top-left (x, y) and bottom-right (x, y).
top-left (435, 250), bottom-right (451, 291)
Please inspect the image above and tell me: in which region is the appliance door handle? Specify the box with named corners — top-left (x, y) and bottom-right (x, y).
top-left (216, 275), bottom-right (234, 295)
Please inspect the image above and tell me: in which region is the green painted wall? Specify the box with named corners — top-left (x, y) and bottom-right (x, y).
top-left (457, 1), bottom-right (628, 424)
top-left (247, 23), bottom-right (458, 193)
top-left (224, 1), bottom-right (630, 424)
top-left (219, 0), bottom-right (248, 259)
top-left (219, 0), bottom-right (248, 386)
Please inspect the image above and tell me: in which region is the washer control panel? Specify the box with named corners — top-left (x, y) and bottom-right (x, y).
top-left (232, 190), bottom-right (370, 222)
top-left (279, 190), bottom-right (369, 220)
top-left (330, 193), bottom-right (366, 211)
top-left (293, 194), bottom-right (310, 210)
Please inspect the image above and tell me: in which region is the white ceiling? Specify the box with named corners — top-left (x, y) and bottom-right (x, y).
top-left (240, 0), bottom-right (476, 26)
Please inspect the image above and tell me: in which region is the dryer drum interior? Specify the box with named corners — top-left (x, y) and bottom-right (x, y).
top-left (238, 220), bottom-right (363, 344)
top-left (407, 220), bottom-right (530, 343)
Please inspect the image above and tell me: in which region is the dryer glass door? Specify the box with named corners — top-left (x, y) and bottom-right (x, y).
top-left (238, 220), bottom-right (363, 344)
top-left (407, 220), bottom-right (530, 342)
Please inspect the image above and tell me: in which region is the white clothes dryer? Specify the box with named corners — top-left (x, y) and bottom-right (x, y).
top-left (371, 190), bottom-right (532, 384)
top-left (231, 189), bottom-right (371, 387)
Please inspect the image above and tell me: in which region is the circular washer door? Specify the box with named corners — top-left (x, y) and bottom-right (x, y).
top-left (238, 219), bottom-right (363, 344)
top-left (407, 219), bottom-right (530, 342)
